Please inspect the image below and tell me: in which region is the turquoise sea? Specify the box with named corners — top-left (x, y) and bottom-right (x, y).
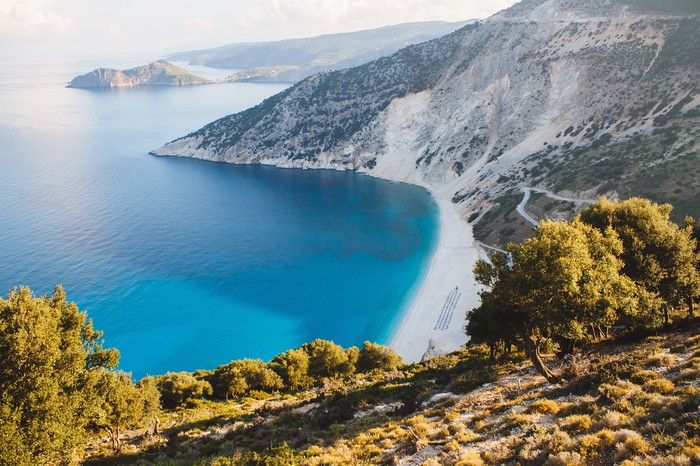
top-left (0, 56), bottom-right (438, 378)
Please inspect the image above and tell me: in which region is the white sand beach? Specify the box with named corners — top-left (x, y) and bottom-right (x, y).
top-left (389, 195), bottom-right (485, 363)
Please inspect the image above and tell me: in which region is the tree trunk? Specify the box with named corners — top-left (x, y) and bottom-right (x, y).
top-left (109, 426), bottom-right (121, 452)
top-left (525, 333), bottom-right (560, 384)
top-left (688, 295), bottom-right (694, 319)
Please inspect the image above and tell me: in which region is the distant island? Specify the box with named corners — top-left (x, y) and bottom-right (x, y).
top-left (67, 60), bottom-right (211, 88)
top-left (66, 22), bottom-right (471, 89)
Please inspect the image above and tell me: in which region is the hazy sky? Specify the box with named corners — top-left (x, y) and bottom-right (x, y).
top-left (0, 0), bottom-right (519, 58)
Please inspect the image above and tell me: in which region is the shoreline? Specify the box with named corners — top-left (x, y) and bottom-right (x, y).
top-left (153, 152), bottom-right (484, 362)
top-left (389, 194), bottom-right (484, 363)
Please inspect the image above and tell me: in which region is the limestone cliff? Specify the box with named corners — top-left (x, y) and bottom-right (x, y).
top-left (152, 0), bottom-right (700, 243)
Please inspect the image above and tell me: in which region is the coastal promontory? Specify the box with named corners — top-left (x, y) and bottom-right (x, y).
top-left (67, 60), bottom-right (210, 88)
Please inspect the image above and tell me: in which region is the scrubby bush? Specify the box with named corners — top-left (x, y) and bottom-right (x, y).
top-left (305, 339), bottom-right (354, 379)
top-left (455, 429), bottom-right (480, 444)
top-left (155, 372), bottom-right (212, 408)
top-left (357, 341), bottom-right (403, 373)
top-left (544, 451), bottom-right (585, 466)
top-left (269, 348), bottom-right (311, 390)
top-left (630, 369), bottom-right (660, 384)
top-left (210, 359), bottom-right (282, 399)
top-left (598, 380), bottom-right (638, 403)
top-left (644, 378), bottom-right (675, 394)
top-left (647, 352), bottom-right (677, 367)
top-left (454, 449), bottom-right (485, 466)
top-left (577, 429), bottom-right (615, 458)
top-left (528, 398), bottom-right (561, 414)
top-left (613, 429), bottom-right (651, 458)
top-left (598, 410), bottom-right (627, 428)
top-left (444, 439), bottom-right (460, 453)
top-left (559, 414), bottom-right (592, 433)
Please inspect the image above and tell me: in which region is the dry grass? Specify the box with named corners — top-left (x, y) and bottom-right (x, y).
top-left (528, 398), bottom-right (562, 414)
top-left (643, 378), bottom-right (675, 394)
top-left (84, 327), bottom-right (700, 466)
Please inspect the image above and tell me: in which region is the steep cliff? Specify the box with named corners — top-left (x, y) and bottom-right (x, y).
top-left (152, 0), bottom-right (700, 244)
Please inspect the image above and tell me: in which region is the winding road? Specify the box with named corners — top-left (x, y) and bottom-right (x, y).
top-left (516, 187), bottom-right (596, 226)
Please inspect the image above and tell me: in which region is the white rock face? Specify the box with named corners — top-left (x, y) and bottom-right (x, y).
top-left (151, 0), bottom-right (699, 224)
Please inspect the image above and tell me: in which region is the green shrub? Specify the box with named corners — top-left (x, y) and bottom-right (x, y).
top-left (155, 372), bottom-right (213, 409)
top-left (357, 342), bottom-right (403, 373)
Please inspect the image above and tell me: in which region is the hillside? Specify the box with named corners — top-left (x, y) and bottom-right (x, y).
top-left (84, 327), bottom-right (700, 465)
top-left (67, 61), bottom-right (210, 88)
top-left (168, 21), bottom-right (473, 83)
top-left (152, 0), bottom-right (699, 247)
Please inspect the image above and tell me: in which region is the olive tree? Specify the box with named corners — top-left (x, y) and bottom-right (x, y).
top-left (357, 342), bottom-right (403, 373)
top-left (0, 286), bottom-right (119, 465)
top-left (304, 339), bottom-right (353, 379)
top-left (468, 221), bottom-right (643, 383)
top-left (269, 348), bottom-right (311, 390)
top-left (210, 359), bottom-right (283, 399)
top-left (94, 371), bottom-right (145, 452)
top-left (156, 372), bottom-right (212, 408)
top-left (580, 197), bottom-right (700, 322)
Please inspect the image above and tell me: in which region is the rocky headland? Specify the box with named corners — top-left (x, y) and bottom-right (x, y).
top-left (67, 60), bottom-right (211, 88)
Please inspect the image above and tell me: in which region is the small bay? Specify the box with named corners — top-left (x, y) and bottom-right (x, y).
top-left (0, 56), bottom-right (438, 378)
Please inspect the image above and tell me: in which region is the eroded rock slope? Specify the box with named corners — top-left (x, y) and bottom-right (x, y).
top-left (153, 0), bottom-right (700, 244)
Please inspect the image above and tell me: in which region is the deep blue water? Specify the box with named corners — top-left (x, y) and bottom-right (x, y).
top-left (0, 56), bottom-right (438, 378)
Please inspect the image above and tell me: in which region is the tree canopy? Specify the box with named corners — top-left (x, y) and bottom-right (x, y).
top-left (468, 198), bottom-right (699, 383)
top-left (579, 197), bottom-right (700, 321)
top-left (156, 372), bottom-right (213, 408)
top-left (0, 287), bottom-right (121, 464)
top-left (357, 341), bottom-right (403, 373)
top-left (269, 348), bottom-right (311, 390)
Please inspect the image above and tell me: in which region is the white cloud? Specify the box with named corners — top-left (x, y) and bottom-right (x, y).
top-left (262, 0), bottom-right (516, 26)
top-left (267, 0), bottom-right (357, 23)
top-left (0, 0), bottom-right (520, 57)
top-left (184, 18), bottom-right (215, 30)
top-left (105, 24), bottom-right (125, 35)
top-left (0, 0), bottom-right (74, 37)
